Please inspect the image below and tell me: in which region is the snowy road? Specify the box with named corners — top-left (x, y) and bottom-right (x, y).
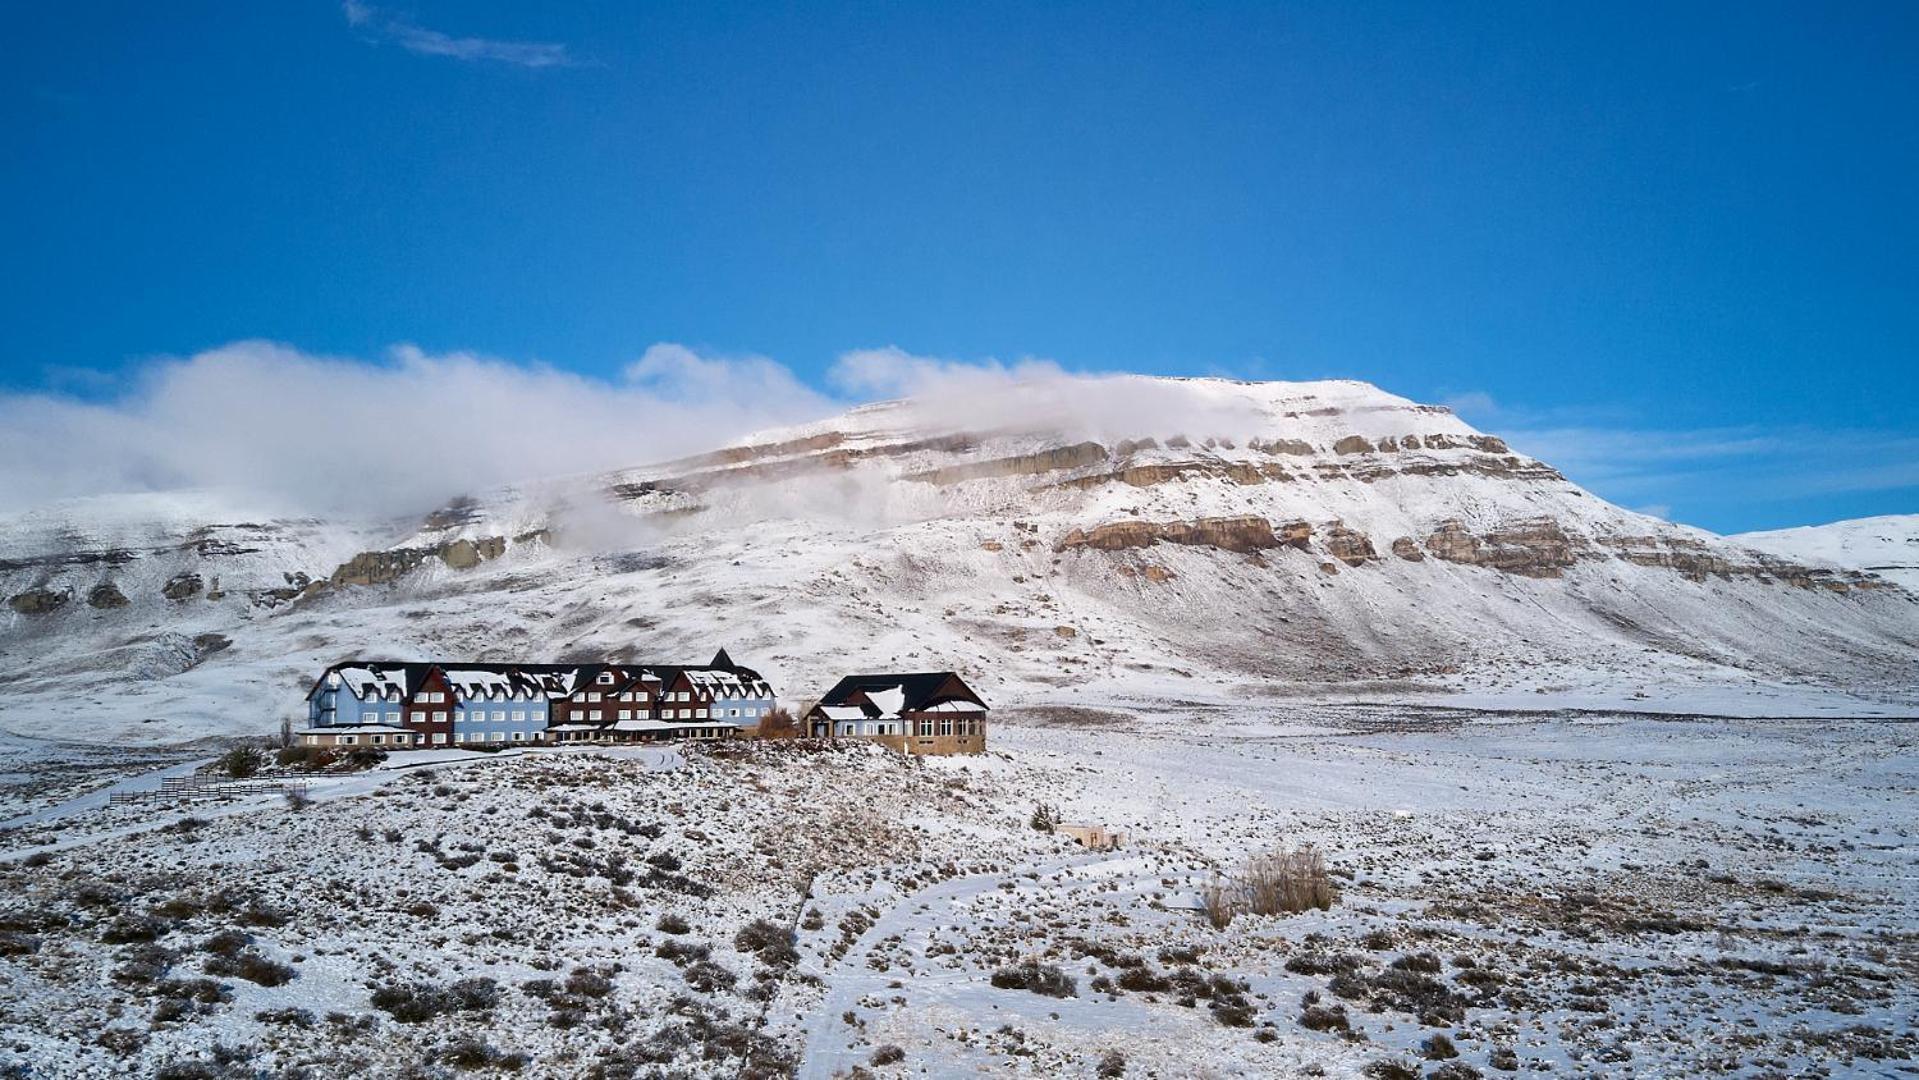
top-left (0, 755), bottom-right (212, 832)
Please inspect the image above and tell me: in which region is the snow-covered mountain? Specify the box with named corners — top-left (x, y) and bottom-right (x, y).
top-left (1734, 515), bottom-right (1919, 594)
top-left (3, 376), bottom-right (1916, 743)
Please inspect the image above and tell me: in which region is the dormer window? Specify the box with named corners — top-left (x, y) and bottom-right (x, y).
top-left (598, 672), bottom-right (615, 684)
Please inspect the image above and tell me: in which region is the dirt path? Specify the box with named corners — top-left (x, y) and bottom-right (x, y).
top-left (796, 850), bottom-right (1125, 1079)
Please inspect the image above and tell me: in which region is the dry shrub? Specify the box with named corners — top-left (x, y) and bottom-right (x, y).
top-left (1202, 844), bottom-right (1334, 929)
top-left (754, 707), bottom-right (801, 740)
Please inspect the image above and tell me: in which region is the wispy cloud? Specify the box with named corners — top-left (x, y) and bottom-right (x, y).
top-left (1498, 420), bottom-right (1919, 530)
top-left (0, 342), bottom-right (833, 515)
top-left (342, 2), bottom-right (575, 69)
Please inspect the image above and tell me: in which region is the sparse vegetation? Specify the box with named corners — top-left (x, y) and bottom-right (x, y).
top-left (991, 960), bottom-right (1077, 998)
top-left (1201, 843), bottom-right (1334, 928)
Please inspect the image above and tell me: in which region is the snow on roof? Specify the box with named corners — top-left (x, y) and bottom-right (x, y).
top-left (819, 705), bottom-right (867, 722)
top-left (920, 699), bottom-right (987, 713)
top-left (440, 668), bottom-right (533, 700)
top-left (684, 669), bottom-right (773, 698)
top-left (866, 686), bottom-right (907, 718)
top-left (333, 666), bottom-right (412, 701)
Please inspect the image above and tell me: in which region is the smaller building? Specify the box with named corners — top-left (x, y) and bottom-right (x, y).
top-left (805, 672), bottom-right (988, 756)
top-left (1056, 822), bottom-right (1125, 851)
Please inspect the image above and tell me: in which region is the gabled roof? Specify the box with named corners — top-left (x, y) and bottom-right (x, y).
top-left (814, 672), bottom-right (987, 718)
top-left (309, 655), bottom-right (776, 704)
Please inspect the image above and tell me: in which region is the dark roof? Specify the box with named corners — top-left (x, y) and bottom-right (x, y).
top-left (309, 655), bottom-right (771, 702)
top-left (814, 671), bottom-right (987, 713)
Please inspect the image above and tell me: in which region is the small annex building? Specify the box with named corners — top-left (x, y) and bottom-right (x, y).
top-left (805, 671), bottom-right (988, 756)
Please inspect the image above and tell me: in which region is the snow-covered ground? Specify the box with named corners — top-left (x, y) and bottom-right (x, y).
top-left (1, 706), bottom-right (1911, 1077)
top-left (1736, 514), bottom-right (1919, 593)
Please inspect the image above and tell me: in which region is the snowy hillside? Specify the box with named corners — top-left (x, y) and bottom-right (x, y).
top-left (3, 376), bottom-right (1916, 744)
top-left (1734, 515), bottom-right (1919, 593)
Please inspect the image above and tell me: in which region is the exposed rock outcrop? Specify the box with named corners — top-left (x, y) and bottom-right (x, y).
top-left (1333, 435), bottom-right (1375, 455)
top-left (162, 573), bottom-right (204, 601)
top-left (441, 536), bottom-right (507, 570)
top-left (1425, 519), bottom-right (1581, 578)
top-left (1324, 524), bottom-right (1378, 566)
top-left (325, 534), bottom-right (518, 589)
top-left (1057, 516), bottom-right (1285, 554)
top-left (1248, 437), bottom-right (1314, 456)
top-left (329, 549), bottom-right (432, 588)
top-left (1391, 537), bottom-right (1425, 561)
top-left (87, 583), bottom-right (130, 609)
top-left (8, 588), bottom-right (70, 614)
top-left (907, 442), bottom-right (1107, 485)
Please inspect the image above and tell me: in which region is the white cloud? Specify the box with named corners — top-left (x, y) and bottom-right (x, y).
top-left (342, 2), bottom-right (575, 69)
top-left (624, 343), bottom-right (830, 412)
top-left (1438, 390), bottom-right (1498, 418)
top-left (0, 341), bottom-right (836, 515)
top-left (826, 346), bottom-right (1269, 442)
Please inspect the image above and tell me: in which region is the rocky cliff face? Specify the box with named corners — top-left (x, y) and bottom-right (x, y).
top-left (2, 376), bottom-right (1915, 743)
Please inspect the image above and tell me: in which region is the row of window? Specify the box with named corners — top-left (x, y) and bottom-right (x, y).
top-left (338, 730), bottom-right (531, 747)
top-left (917, 717), bottom-right (982, 737)
top-left (828, 718), bottom-right (984, 738)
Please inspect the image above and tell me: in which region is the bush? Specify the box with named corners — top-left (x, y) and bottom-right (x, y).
top-left (1116, 965), bottom-right (1171, 993)
top-left (563, 966), bottom-right (614, 998)
top-left (204, 950), bottom-right (295, 987)
top-left (682, 960), bottom-right (737, 994)
top-left (656, 912), bottom-right (691, 935)
top-left (1030, 804), bottom-right (1059, 833)
top-left (990, 961), bottom-right (1077, 999)
top-left (1201, 844), bottom-right (1335, 929)
top-left (1097, 1049), bottom-right (1127, 1077)
top-left (1422, 1033), bottom-right (1459, 1060)
top-left (217, 746), bottom-right (266, 779)
top-left (754, 707), bottom-right (801, 740)
top-left (370, 978), bottom-right (500, 1023)
top-left (101, 915), bottom-right (168, 944)
top-left (1300, 1004), bottom-right (1351, 1032)
top-left (437, 1036), bottom-right (528, 1071)
top-left (870, 1044), bottom-right (905, 1066)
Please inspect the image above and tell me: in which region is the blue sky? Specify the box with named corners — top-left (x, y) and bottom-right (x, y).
top-left (2, 2), bottom-right (1915, 531)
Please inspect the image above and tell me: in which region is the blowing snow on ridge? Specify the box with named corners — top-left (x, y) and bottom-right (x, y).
top-left (2, 374), bottom-right (1914, 744)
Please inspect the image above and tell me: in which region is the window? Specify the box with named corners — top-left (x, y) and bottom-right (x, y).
top-left (586, 692), bottom-right (601, 703)
top-left (511, 731), bottom-right (525, 742)
top-left (386, 711), bottom-right (400, 724)
top-left (342, 735), bottom-right (358, 746)
top-left (512, 710), bottom-right (526, 722)
top-left (433, 711), bottom-right (447, 723)
top-left (599, 672), bottom-right (614, 684)
top-left (371, 734), bottom-right (385, 744)
top-left (939, 718), bottom-right (954, 737)
top-left (433, 733), bottom-right (448, 744)
top-left (918, 718), bottom-right (935, 737)
top-left (490, 731), bottom-right (505, 742)
top-left (617, 710), bottom-right (630, 721)
top-left (490, 710), bottom-right (505, 722)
